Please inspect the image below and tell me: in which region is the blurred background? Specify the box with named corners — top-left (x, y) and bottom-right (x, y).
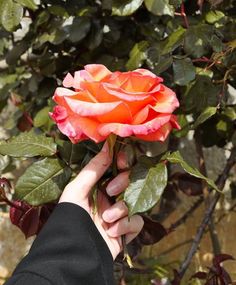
top-left (1, 0), bottom-right (236, 284)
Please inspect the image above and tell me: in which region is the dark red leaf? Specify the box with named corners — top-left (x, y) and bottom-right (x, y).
top-left (0, 177), bottom-right (11, 200)
top-left (191, 271), bottom-right (208, 279)
top-left (213, 254), bottom-right (234, 267)
top-left (10, 200), bottom-right (56, 238)
top-left (218, 267), bottom-right (232, 285)
top-left (0, 177), bottom-right (11, 190)
top-left (17, 114), bottom-right (33, 132)
top-left (171, 269), bottom-right (181, 285)
top-left (38, 203), bottom-right (55, 232)
top-left (138, 216), bottom-right (169, 245)
top-left (19, 207), bottom-right (41, 238)
top-left (10, 201), bottom-right (31, 225)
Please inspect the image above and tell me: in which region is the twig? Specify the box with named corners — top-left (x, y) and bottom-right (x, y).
top-left (181, 2), bottom-right (189, 28)
top-left (174, 2), bottom-right (189, 28)
top-left (194, 131), bottom-right (221, 255)
top-left (178, 147), bottom-right (236, 278)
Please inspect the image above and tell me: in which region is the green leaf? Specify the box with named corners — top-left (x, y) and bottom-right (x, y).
top-left (166, 151), bottom-right (220, 192)
top-left (0, 131), bottom-right (57, 157)
top-left (154, 55), bottom-right (173, 74)
top-left (33, 106), bottom-right (51, 128)
top-left (210, 34), bottom-right (224, 52)
top-left (126, 41), bottom-right (149, 70)
top-left (15, 158), bottom-right (72, 205)
top-left (173, 114), bottom-right (189, 138)
top-left (184, 24), bottom-right (213, 58)
top-left (48, 5), bottom-right (69, 17)
top-left (173, 58), bottom-right (196, 86)
top-left (223, 107), bottom-right (236, 121)
top-left (68, 17), bottom-right (91, 43)
top-left (124, 163), bottom-right (167, 215)
top-left (205, 10), bottom-right (224, 24)
top-left (58, 140), bottom-right (87, 165)
top-left (184, 75), bottom-right (220, 112)
top-left (15, 0), bottom-right (37, 10)
top-left (87, 20), bottom-right (103, 50)
top-left (6, 40), bottom-right (29, 65)
top-left (161, 26), bottom-right (186, 55)
top-left (112, 0), bottom-right (143, 16)
top-left (193, 107), bottom-right (217, 129)
top-left (0, 0), bottom-right (23, 32)
top-left (144, 0), bottom-right (174, 16)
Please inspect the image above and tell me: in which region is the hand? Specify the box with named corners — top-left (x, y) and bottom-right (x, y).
top-left (59, 143), bottom-right (144, 260)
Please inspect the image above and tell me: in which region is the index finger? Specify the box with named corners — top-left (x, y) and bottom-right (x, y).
top-left (66, 142), bottom-right (112, 199)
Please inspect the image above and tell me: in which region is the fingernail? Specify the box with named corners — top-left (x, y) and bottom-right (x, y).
top-left (106, 184), bottom-right (118, 196)
top-left (103, 210), bottom-right (114, 222)
top-left (117, 151), bottom-right (129, 169)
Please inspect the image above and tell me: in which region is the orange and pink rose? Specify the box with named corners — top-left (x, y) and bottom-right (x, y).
top-left (50, 64), bottom-right (180, 143)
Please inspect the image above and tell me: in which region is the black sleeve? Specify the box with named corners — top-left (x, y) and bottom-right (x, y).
top-left (4, 202), bottom-right (115, 285)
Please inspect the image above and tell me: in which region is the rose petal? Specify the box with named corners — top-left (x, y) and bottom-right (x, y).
top-left (132, 103), bottom-right (177, 125)
top-left (49, 106), bottom-right (68, 123)
top-left (105, 71), bottom-right (159, 92)
top-left (153, 85), bottom-right (179, 113)
top-left (120, 73), bottom-right (161, 93)
top-left (62, 73), bottom-right (74, 88)
top-left (54, 88), bottom-right (97, 105)
top-left (98, 114), bottom-right (172, 137)
top-left (54, 87), bottom-right (77, 97)
top-left (76, 117), bottom-right (106, 143)
top-left (65, 97), bottom-right (123, 115)
top-left (84, 64), bottom-right (112, 81)
top-left (82, 82), bottom-right (152, 102)
top-left (132, 105), bottom-right (150, 125)
top-left (79, 82), bottom-right (155, 116)
top-left (73, 70), bottom-right (93, 89)
top-left (136, 122), bottom-right (172, 142)
top-left (50, 106), bottom-right (88, 142)
top-left (134, 69), bottom-right (163, 81)
top-left (170, 114), bottom-right (181, 129)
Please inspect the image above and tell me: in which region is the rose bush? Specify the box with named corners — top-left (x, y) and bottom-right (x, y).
top-left (50, 64), bottom-right (180, 143)
top-left (1, 0), bottom-right (236, 283)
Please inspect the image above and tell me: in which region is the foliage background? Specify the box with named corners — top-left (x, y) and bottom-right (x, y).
top-left (1, 0), bottom-right (236, 284)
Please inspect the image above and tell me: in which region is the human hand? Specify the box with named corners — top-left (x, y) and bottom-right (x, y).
top-left (59, 143), bottom-right (144, 260)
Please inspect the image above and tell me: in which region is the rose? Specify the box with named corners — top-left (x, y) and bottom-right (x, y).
top-left (50, 64), bottom-right (180, 143)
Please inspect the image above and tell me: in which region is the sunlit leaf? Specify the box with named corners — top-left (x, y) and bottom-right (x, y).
top-left (161, 26), bottom-right (186, 55)
top-left (173, 58), bottom-right (195, 86)
top-left (15, 158), bottom-right (72, 205)
top-left (126, 41), bottom-right (149, 70)
top-left (112, 0), bottom-right (143, 16)
top-left (144, 0), bottom-right (174, 16)
top-left (205, 10), bottom-right (224, 24)
top-left (15, 0), bottom-right (38, 10)
top-left (124, 162), bottom-right (167, 215)
top-left (0, 130), bottom-right (57, 157)
top-left (166, 151), bottom-right (220, 192)
top-left (0, 0), bottom-right (23, 32)
top-left (193, 107), bottom-right (217, 129)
